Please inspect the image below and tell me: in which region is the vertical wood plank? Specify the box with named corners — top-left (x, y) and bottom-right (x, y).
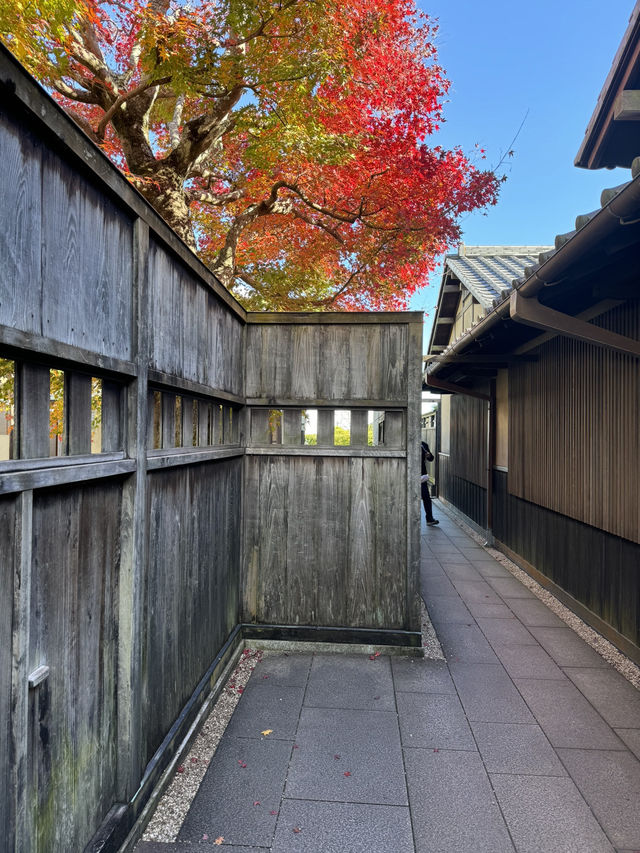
top-left (182, 397), bottom-right (194, 447)
top-left (10, 491), bottom-right (31, 851)
top-left (18, 363), bottom-right (50, 459)
top-left (317, 410), bottom-right (334, 446)
top-left (350, 409), bottom-right (368, 447)
top-left (117, 217), bottom-right (149, 800)
top-left (405, 318), bottom-right (422, 632)
top-left (283, 409), bottom-right (302, 445)
top-left (161, 393), bottom-right (176, 449)
top-left (101, 380), bottom-right (122, 452)
top-left (250, 409), bottom-right (271, 445)
top-left (384, 411), bottom-right (404, 449)
top-left (66, 372), bottom-right (92, 455)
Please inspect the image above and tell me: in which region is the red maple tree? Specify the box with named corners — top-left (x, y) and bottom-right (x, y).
top-left (1, 0), bottom-right (499, 309)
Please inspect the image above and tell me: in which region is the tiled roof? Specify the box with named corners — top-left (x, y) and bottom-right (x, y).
top-left (446, 247), bottom-right (553, 309)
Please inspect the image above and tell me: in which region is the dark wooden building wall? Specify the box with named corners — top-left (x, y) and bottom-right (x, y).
top-left (439, 453), bottom-right (488, 529)
top-left (438, 394), bottom-right (488, 528)
top-left (449, 394), bottom-right (487, 486)
top-left (494, 470), bottom-right (640, 659)
top-left (509, 302), bottom-right (640, 545)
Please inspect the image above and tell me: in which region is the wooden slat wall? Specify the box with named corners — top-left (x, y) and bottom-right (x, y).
top-left (243, 455), bottom-right (407, 628)
top-left (449, 394), bottom-right (487, 487)
top-left (243, 316), bottom-right (421, 636)
top-left (144, 460), bottom-right (241, 761)
top-left (509, 302), bottom-right (640, 545)
top-left (0, 113), bottom-right (134, 361)
top-left (1, 45), bottom-right (420, 853)
top-left (245, 322), bottom-right (408, 402)
top-left (0, 495), bottom-right (16, 841)
top-left (28, 482), bottom-right (121, 853)
top-left (148, 239), bottom-right (244, 396)
top-left (493, 470), bottom-right (640, 657)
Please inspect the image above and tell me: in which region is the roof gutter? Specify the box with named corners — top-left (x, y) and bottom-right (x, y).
top-left (426, 173), bottom-right (640, 383)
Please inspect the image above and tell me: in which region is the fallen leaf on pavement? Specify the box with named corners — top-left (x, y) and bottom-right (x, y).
top-left (261, 729), bottom-right (273, 736)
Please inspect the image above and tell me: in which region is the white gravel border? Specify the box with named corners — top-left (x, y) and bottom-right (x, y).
top-left (446, 510), bottom-right (640, 691)
top-left (141, 648), bottom-right (264, 844)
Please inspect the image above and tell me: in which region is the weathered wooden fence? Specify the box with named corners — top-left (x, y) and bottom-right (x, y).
top-left (0, 45), bottom-right (422, 852)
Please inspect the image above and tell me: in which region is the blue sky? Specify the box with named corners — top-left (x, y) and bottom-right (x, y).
top-left (410, 0), bottom-right (634, 331)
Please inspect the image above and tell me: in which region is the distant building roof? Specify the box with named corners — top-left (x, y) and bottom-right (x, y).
top-left (575, 1), bottom-right (640, 169)
top-left (446, 246), bottom-right (553, 310)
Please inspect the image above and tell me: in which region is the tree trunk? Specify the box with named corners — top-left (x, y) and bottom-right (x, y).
top-left (137, 167), bottom-right (196, 250)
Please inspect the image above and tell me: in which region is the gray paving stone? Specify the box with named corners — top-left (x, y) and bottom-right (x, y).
top-left (421, 574), bottom-right (459, 597)
top-left (470, 721), bottom-right (566, 776)
top-left (225, 684), bottom-right (305, 739)
top-left (178, 736), bottom-right (292, 847)
top-left (303, 653), bottom-right (395, 711)
top-left (491, 643), bottom-right (566, 680)
top-left (439, 563), bottom-right (479, 580)
top-left (485, 576), bottom-right (536, 599)
top-left (420, 558), bottom-right (445, 578)
top-left (615, 727), bottom-right (640, 761)
top-left (450, 579), bottom-right (504, 606)
top-left (563, 667), bottom-right (640, 728)
top-left (476, 616), bottom-right (538, 646)
top-left (285, 707), bottom-right (407, 805)
top-left (391, 657), bottom-right (456, 694)
top-left (491, 774), bottom-right (614, 853)
top-left (557, 748), bottom-right (640, 850)
top-left (506, 597), bottom-right (565, 627)
top-left (449, 663), bottom-right (535, 724)
top-left (433, 621), bottom-right (499, 664)
top-left (474, 560), bottom-right (513, 578)
top-left (252, 653), bottom-right (313, 686)
top-left (137, 845), bottom-right (264, 852)
top-left (271, 799), bottom-right (414, 853)
top-left (397, 692), bottom-right (476, 750)
top-left (424, 595), bottom-right (472, 625)
top-left (528, 626), bottom-right (610, 668)
top-left (514, 678), bottom-right (626, 749)
top-left (465, 600), bottom-right (514, 620)
top-left (404, 749), bottom-right (514, 853)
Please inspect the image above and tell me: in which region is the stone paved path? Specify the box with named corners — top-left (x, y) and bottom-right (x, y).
top-left (137, 503), bottom-right (640, 852)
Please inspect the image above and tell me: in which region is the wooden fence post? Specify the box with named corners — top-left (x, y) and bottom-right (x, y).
top-left (117, 218), bottom-right (149, 800)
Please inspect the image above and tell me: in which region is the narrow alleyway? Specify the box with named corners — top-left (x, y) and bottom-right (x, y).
top-left (136, 503), bottom-right (640, 852)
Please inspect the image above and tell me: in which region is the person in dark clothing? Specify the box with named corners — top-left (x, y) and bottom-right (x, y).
top-left (421, 441), bottom-right (439, 525)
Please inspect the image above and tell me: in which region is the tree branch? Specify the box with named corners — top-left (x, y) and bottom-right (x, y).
top-left (96, 76), bottom-right (172, 141)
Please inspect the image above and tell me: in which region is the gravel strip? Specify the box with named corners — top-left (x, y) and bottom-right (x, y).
top-left (141, 648), bottom-right (264, 844)
top-left (421, 598), bottom-right (445, 660)
top-left (443, 508), bottom-right (640, 691)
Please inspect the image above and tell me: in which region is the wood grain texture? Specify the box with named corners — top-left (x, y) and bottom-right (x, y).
top-left (0, 111), bottom-right (42, 334)
top-left (41, 152), bottom-right (133, 360)
top-left (18, 364), bottom-right (51, 459)
top-left (148, 239), bottom-right (244, 396)
top-left (143, 459), bottom-right (242, 763)
top-left (1, 495), bottom-right (17, 843)
top-left (509, 301), bottom-right (640, 544)
top-left (65, 372), bottom-right (92, 455)
top-left (245, 323), bottom-right (409, 402)
top-left (28, 482), bottom-right (121, 852)
top-left (243, 455), bottom-right (407, 629)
